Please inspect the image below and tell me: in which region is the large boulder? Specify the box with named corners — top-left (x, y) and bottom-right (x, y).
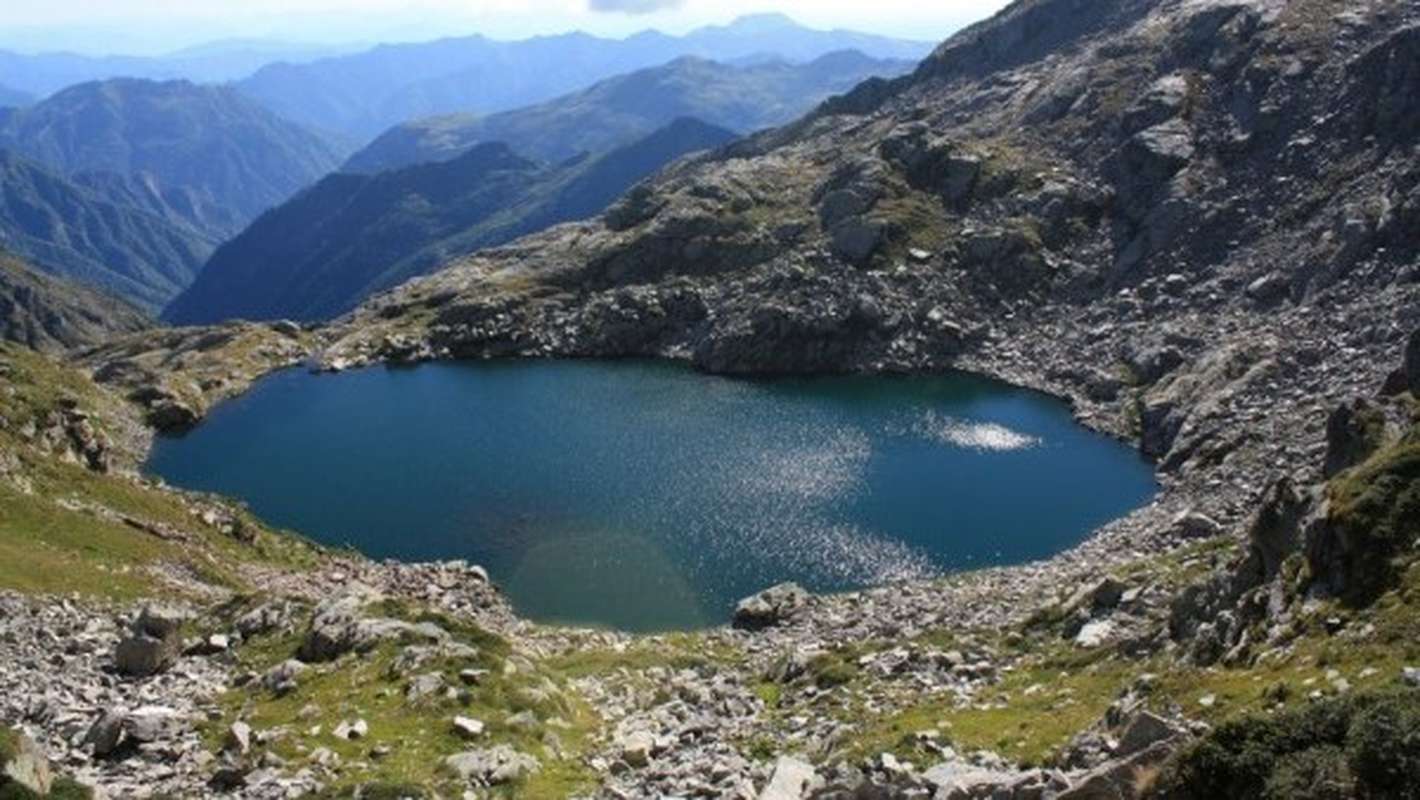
top-left (758, 756), bottom-right (818, 800)
top-left (733, 583), bottom-right (810, 631)
top-left (115, 604), bottom-right (188, 677)
top-left (298, 594), bottom-right (448, 663)
top-left (1056, 739), bottom-right (1179, 800)
top-left (0, 726), bottom-right (52, 796)
top-left (443, 746), bottom-right (539, 786)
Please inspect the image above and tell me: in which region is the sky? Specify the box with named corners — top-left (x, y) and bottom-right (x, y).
top-left (0, 0), bottom-right (1012, 56)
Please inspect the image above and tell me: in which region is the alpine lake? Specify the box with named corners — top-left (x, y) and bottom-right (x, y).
top-left (147, 360), bottom-right (1157, 632)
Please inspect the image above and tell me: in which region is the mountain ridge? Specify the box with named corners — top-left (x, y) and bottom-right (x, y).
top-left (0, 253), bottom-right (151, 352)
top-left (0, 78), bottom-right (349, 237)
top-left (0, 149), bottom-right (217, 311)
top-left (237, 15), bottom-right (935, 139)
top-left (166, 117), bottom-right (739, 324)
top-left (343, 49), bottom-right (915, 173)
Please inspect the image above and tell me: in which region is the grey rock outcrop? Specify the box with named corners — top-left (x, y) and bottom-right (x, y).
top-left (733, 583), bottom-right (810, 630)
top-left (1, 728), bottom-right (52, 796)
top-left (115, 604), bottom-right (188, 677)
top-left (444, 745), bottom-right (539, 786)
top-left (298, 594), bottom-right (448, 662)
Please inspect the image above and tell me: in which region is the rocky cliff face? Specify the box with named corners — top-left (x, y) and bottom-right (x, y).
top-left (0, 254), bottom-right (150, 353)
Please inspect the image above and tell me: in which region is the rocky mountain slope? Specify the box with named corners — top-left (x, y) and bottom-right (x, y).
top-left (1, 0), bottom-right (1419, 798)
top-left (0, 149), bottom-right (217, 310)
top-left (237, 15), bottom-right (933, 140)
top-left (0, 78), bottom-right (348, 238)
top-left (166, 118), bottom-right (738, 325)
top-left (0, 253), bottom-right (150, 352)
top-left (343, 51), bottom-right (915, 173)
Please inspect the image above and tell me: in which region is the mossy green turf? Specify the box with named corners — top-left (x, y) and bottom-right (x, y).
top-left (1326, 427), bottom-right (1420, 604)
top-left (0, 344), bottom-right (322, 600)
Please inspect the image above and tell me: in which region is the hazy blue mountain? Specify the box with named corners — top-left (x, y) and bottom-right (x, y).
top-left (0, 149), bottom-right (216, 311)
top-left (237, 15), bottom-right (933, 139)
top-left (0, 84), bottom-right (32, 108)
top-left (0, 41), bottom-right (356, 98)
top-left (166, 118), bottom-right (738, 324)
top-left (0, 79), bottom-right (349, 235)
top-left (0, 251), bottom-right (151, 352)
top-left (344, 50), bottom-right (915, 173)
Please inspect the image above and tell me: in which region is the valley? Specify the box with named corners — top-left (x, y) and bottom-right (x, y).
top-left (0, 1), bottom-right (1418, 799)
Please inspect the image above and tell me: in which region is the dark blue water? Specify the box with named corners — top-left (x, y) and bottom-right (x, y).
top-left (146, 361), bottom-right (1156, 631)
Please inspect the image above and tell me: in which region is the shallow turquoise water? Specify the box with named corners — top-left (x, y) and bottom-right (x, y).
top-left (146, 360), bottom-right (1157, 631)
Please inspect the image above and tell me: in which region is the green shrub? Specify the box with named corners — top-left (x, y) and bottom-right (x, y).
top-left (1157, 690), bottom-right (1420, 800)
top-left (807, 654), bottom-right (857, 689)
top-left (1326, 436), bottom-right (1420, 605)
top-left (1346, 698), bottom-right (1420, 795)
top-left (1262, 746), bottom-right (1353, 800)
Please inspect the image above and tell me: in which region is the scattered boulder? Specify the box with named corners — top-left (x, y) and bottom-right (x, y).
top-left (453, 717), bottom-right (485, 740)
top-left (83, 711), bottom-right (126, 758)
top-left (617, 729), bottom-right (657, 767)
top-left (0, 726), bottom-right (53, 796)
top-left (123, 706), bottom-right (183, 743)
top-left (1115, 711), bottom-right (1181, 757)
top-left (262, 659), bottom-right (307, 696)
top-left (226, 721), bottom-right (252, 755)
top-left (1245, 272), bottom-right (1290, 305)
top-left (1170, 510), bottom-right (1223, 540)
top-left (1056, 739), bottom-right (1179, 800)
top-left (299, 594), bottom-right (448, 663)
top-left (444, 746), bottom-right (539, 786)
top-left (405, 673), bottom-right (446, 702)
top-left (921, 760), bottom-right (1019, 797)
top-left (332, 719), bottom-right (368, 741)
top-left (733, 583), bottom-right (810, 630)
top-left (758, 756), bottom-right (817, 800)
top-left (115, 604), bottom-right (188, 677)
top-left (1075, 619), bottom-right (1117, 648)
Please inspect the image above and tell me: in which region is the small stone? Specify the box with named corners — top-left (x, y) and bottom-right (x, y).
top-left (617, 729), bottom-right (656, 767)
top-left (458, 669), bottom-right (487, 686)
top-left (1199, 694), bottom-right (1217, 708)
top-left (124, 706), bottom-right (181, 743)
top-left (453, 717), bottom-right (485, 740)
top-left (759, 755), bottom-right (817, 800)
top-left (226, 721), bottom-right (253, 755)
top-left (83, 711), bottom-right (126, 757)
top-left (333, 719), bottom-right (368, 741)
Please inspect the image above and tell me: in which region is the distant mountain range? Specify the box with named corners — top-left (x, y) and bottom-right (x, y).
top-left (344, 50), bottom-right (915, 173)
top-left (0, 41), bottom-right (357, 98)
top-left (237, 14), bottom-right (933, 139)
top-left (0, 252), bottom-right (150, 352)
top-left (166, 118), bottom-right (738, 324)
top-left (0, 78), bottom-right (349, 237)
top-left (0, 84), bottom-right (32, 108)
top-left (0, 150), bottom-right (215, 311)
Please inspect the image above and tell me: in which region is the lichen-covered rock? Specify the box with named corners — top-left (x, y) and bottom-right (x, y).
top-left (0, 726), bottom-right (53, 796)
top-left (443, 745), bottom-right (539, 786)
top-left (733, 583), bottom-right (810, 630)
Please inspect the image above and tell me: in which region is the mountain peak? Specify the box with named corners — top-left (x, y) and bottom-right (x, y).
top-left (723, 13), bottom-right (801, 33)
